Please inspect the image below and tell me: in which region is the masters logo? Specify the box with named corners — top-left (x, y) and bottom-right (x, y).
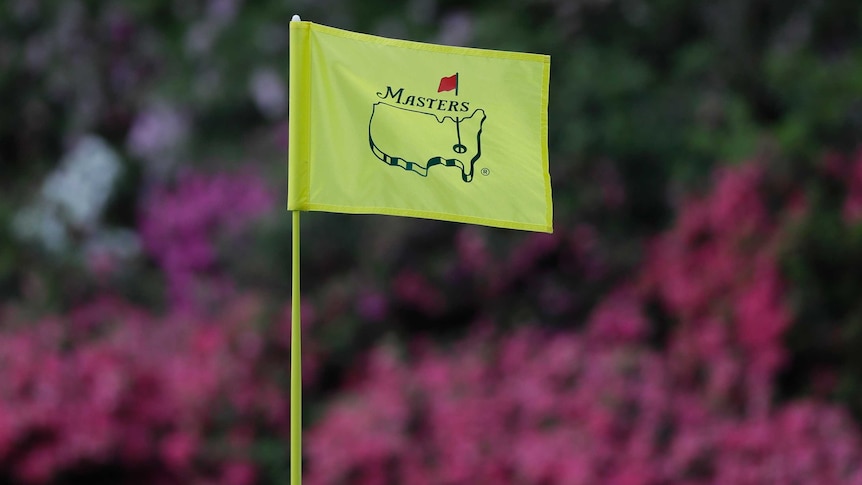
top-left (368, 73), bottom-right (487, 182)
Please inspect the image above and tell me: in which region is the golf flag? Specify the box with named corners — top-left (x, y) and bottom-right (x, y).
top-left (438, 73), bottom-right (458, 93)
top-left (289, 21), bottom-right (552, 233)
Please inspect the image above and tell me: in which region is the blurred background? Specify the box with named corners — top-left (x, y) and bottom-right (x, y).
top-left (1, 0), bottom-right (862, 483)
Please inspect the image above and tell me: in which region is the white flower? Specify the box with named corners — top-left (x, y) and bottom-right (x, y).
top-left (13, 135), bottom-right (122, 253)
top-left (41, 136), bottom-right (122, 229)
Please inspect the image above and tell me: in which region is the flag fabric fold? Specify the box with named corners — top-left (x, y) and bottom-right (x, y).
top-left (289, 21), bottom-right (552, 233)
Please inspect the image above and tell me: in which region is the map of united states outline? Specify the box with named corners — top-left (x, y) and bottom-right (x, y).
top-left (368, 102), bottom-right (487, 183)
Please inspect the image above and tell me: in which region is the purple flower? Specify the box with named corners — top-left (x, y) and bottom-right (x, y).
top-left (138, 170), bottom-right (274, 309)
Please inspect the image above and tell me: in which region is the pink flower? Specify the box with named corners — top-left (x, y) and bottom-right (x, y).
top-left (138, 170), bottom-right (274, 309)
top-left (734, 265), bottom-right (790, 352)
top-left (586, 287), bottom-right (648, 344)
top-left (455, 227), bottom-right (491, 274)
top-left (160, 431), bottom-right (198, 471)
top-left (220, 461), bottom-right (257, 485)
top-left (392, 270), bottom-right (446, 316)
top-left (356, 291), bottom-right (389, 322)
top-left (0, 406), bottom-right (14, 460)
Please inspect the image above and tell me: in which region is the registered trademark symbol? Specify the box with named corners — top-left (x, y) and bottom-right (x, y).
top-left (481, 168), bottom-right (490, 176)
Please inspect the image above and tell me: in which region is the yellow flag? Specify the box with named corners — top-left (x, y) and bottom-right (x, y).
top-left (289, 21), bottom-right (552, 233)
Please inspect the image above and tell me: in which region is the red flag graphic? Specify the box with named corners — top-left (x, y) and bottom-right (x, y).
top-left (438, 73), bottom-right (458, 94)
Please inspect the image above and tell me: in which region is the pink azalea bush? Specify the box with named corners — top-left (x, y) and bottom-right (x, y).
top-left (304, 163), bottom-right (862, 484)
top-left (643, 164), bottom-right (791, 416)
top-left (0, 295), bottom-right (311, 484)
top-left (306, 320), bottom-right (862, 484)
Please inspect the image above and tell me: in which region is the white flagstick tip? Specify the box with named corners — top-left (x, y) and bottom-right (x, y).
top-left (292, 14), bottom-right (301, 21)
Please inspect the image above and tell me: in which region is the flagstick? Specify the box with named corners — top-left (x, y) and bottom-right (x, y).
top-left (290, 210), bottom-right (302, 484)
top-left (289, 15), bottom-right (303, 485)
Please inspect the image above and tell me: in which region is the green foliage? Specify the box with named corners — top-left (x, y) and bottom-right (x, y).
top-left (2, 0), bottom-right (862, 478)
top-left (781, 173), bottom-right (862, 418)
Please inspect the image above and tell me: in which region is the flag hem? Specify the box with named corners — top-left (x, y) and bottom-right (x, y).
top-left (295, 202), bottom-right (552, 233)
top-left (300, 21), bottom-right (550, 64)
top-left (540, 54), bottom-right (553, 233)
top-left (288, 22), bottom-right (312, 210)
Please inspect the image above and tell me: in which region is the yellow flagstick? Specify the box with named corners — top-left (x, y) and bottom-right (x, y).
top-left (290, 15), bottom-right (303, 485)
top-left (290, 210), bottom-right (302, 483)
